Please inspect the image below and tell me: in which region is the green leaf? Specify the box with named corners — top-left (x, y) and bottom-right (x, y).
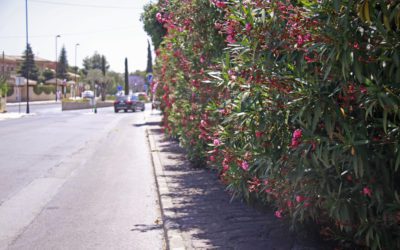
top-left (395, 147), bottom-right (400, 172)
top-left (354, 58), bottom-right (363, 82)
top-left (383, 110), bottom-right (388, 134)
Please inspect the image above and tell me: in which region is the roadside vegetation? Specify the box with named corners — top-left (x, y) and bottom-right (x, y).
top-left (142, 0), bottom-right (400, 249)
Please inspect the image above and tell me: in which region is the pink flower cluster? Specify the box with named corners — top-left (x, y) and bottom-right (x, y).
top-left (156, 12), bottom-right (165, 23)
top-left (363, 187), bottom-right (372, 197)
top-left (296, 33), bottom-right (311, 47)
top-left (291, 129), bottom-right (302, 148)
top-left (212, 0), bottom-right (227, 8)
top-left (241, 161), bottom-right (249, 171)
top-left (275, 209), bottom-right (283, 219)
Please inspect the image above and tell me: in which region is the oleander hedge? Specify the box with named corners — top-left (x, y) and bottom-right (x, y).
top-left (144, 0), bottom-right (400, 248)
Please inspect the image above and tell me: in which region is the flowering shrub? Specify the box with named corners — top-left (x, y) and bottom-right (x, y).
top-left (144, 0), bottom-right (400, 248)
top-left (148, 0), bottom-right (225, 166)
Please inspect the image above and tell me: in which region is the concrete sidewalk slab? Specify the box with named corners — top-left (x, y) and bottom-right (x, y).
top-left (145, 111), bottom-right (330, 250)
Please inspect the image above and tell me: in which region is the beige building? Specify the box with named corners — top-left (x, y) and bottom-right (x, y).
top-left (0, 55), bottom-right (56, 75)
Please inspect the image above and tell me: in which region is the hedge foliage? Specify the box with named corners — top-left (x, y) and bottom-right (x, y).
top-left (145, 0), bottom-right (400, 248)
top-left (33, 85), bottom-right (56, 95)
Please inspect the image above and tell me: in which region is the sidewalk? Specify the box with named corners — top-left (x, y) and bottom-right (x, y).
top-left (6, 100), bottom-right (59, 106)
top-left (0, 101), bottom-right (57, 120)
top-left (145, 111), bottom-right (331, 250)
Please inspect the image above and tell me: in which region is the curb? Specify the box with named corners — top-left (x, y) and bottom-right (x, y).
top-left (0, 112), bottom-right (36, 121)
top-left (145, 120), bottom-right (187, 250)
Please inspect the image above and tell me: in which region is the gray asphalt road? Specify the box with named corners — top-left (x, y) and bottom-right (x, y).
top-left (0, 105), bottom-right (164, 249)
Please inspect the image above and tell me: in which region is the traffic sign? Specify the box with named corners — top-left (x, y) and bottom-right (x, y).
top-left (147, 74), bottom-right (153, 83)
top-left (15, 77), bottom-right (24, 86)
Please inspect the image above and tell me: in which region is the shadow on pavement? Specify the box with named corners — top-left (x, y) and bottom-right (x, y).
top-left (130, 224), bottom-right (163, 233)
top-left (147, 124), bottom-right (332, 249)
top-left (133, 121), bottom-right (162, 127)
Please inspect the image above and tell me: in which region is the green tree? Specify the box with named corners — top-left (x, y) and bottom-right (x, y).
top-left (101, 55), bottom-right (106, 76)
top-left (0, 75), bottom-right (8, 98)
top-left (83, 52), bottom-right (109, 74)
top-left (146, 40), bottom-right (153, 73)
top-left (132, 69), bottom-right (146, 77)
top-left (18, 43), bottom-right (39, 80)
top-left (86, 69), bottom-right (103, 96)
top-left (41, 68), bottom-right (54, 81)
top-left (57, 46), bottom-right (68, 80)
top-left (141, 3), bottom-right (167, 50)
top-left (124, 58), bottom-right (129, 95)
top-left (107, 71), bottom-right (123, 95)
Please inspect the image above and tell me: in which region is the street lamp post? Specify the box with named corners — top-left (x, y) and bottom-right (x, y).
top-left (75, 43), bottom-right (79, 99)
top-left (25, 0), bottom-right (29, 114)
top-left (55, 34), bottom-right (60, 101)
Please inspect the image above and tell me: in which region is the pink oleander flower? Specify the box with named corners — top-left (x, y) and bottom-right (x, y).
top-left (363, 187), bottom-right (372, 197)
top-left (214, 22), bottom-right (223, 30)
top-left (241, 161), bottom-right (249, 171)
top-left (156, 12), bottom-right (163, 23)
top-left (287, 200), bottom-right (294, 208)
top-left (275, 209), bottom-right (283, 219)
top-left (226, 35), bottom-right (236, 44)
top-left (213, 139), bottom-right (221, 146)
top-left (215, 1), bottom-right (226, 8)
top-left (297, 35), bottom-right (304, 47)
top-left (222, 158), bottom-right (229, 171)
top-left (291, 129), bottom-right (303, 149)
top-left (200, 120), bottom-right (207, 128)
top-left (291, 138), bottom-right (300, 148)
top-left (209, 155), bottom-right (215, 162)
top-left (245, 23), bottom-right (252, 32)
top-left (255, 131), bottom-right (263, 138)
top-left (295, 195), bottom-right (306, 203)
top-left (293, 129), bottom-right (302, 139)
top-left (265, 188), bottom-right (272, 194)
top-left (360, 85), bottom-right (368, 94)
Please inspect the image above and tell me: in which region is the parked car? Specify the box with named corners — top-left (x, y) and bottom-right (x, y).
top-left (114, 95), bottom-right (145, 113)
top-left (81, 90), bottom-right (94, 99)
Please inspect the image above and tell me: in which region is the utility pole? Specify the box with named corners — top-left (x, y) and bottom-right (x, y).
top-left (55, 35), bottom-right (60, 101)
top-left (25, 0), bottom-right (29, 114)
top-left (75, 43), bottom-right (79, 99)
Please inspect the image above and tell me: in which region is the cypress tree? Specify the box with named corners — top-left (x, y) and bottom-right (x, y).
top-left (124, 58), bottom-right (129, 95)
top-left (146, 40), bottom-right (153, 73)
top-left (57, 46), bottom-right (68, 80)
top-left (18, 43), bottom-right (39, 80)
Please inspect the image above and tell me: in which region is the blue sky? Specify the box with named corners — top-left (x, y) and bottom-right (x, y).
top-left (0, 0), bottom-right (154, 73)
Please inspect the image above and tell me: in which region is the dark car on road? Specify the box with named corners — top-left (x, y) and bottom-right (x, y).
top-left (114, 95), bottom-right (145, 113)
